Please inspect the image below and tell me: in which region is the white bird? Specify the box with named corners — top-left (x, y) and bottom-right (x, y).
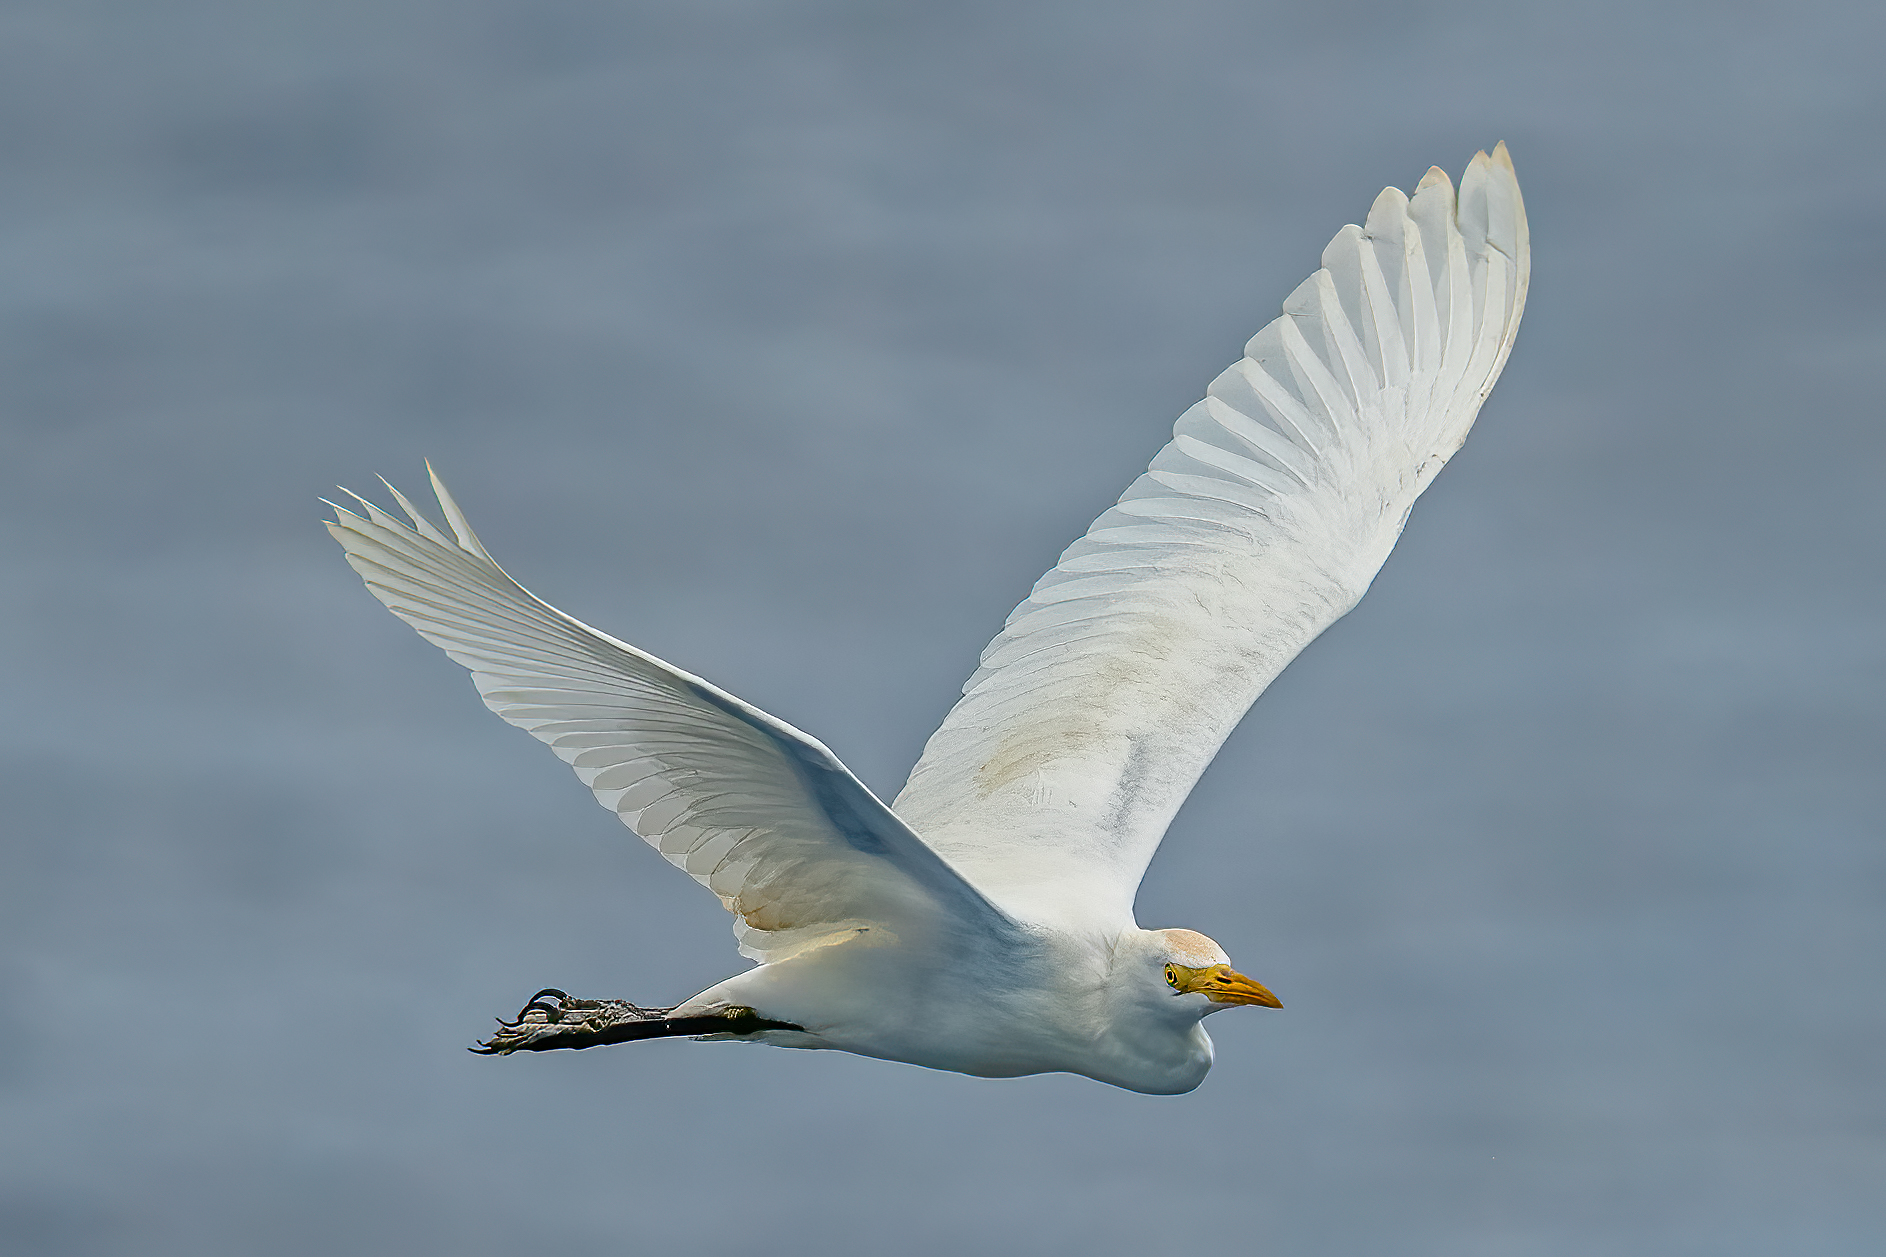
top-left (328, 145), bottom-right (1528, 1094)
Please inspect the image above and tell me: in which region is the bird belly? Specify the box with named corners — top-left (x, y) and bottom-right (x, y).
top-left (681, 943), bottom-right (1066, 1077)
top-left (673, 936), bottom-right (1215, 1092)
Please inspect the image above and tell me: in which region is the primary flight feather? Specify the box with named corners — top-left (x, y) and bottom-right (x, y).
top-left (328, 145), bottom-right (1528, 1093)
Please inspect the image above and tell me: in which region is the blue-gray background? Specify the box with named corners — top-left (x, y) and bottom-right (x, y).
top-left (3, 2), bottom-right (1880, 1254)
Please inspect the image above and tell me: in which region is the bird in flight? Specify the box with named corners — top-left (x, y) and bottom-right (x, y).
top-left (328, 145), bottom-right (1527, 1094)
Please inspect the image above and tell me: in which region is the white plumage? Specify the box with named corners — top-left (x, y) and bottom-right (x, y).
top-left (328, 146), bottom-right (1528, 1093)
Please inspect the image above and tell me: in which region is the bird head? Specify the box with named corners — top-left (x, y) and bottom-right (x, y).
top-left (1144, 928), bottom-right (1282, 1017)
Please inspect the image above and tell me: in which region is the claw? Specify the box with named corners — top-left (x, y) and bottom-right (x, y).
top-left (470, 988), bottom-right (769, 1055)
top-left (514, 989), bottom-right (575, 1025)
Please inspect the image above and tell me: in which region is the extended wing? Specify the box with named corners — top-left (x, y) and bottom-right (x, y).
top-left (893, 146), bottom-right (1529, 928)
top-left (328, 469), bottom-right (1011, 963)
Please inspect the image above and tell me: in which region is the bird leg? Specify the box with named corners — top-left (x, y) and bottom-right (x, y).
top-left (471, 988), bottom-right (801, 1055)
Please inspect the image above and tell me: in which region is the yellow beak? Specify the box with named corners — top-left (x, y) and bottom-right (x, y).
top-left (1177, 963), bottom-right (1283, 1008)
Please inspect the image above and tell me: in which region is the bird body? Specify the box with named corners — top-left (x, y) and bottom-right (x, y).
top-left (328, 146), bottom-right (1528, 1093)
top-left (673, 925), bottom-right (1232, 1093)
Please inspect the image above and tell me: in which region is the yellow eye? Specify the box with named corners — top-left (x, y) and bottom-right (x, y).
top-left (1165, 964), bottom-right (1181, 989)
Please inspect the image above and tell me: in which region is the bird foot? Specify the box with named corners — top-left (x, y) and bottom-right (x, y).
top-left (472, 988), bottom-right (676, 1055)
top-left (471, 987), bottom-right (804, 1054)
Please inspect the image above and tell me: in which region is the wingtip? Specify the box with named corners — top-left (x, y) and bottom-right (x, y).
top-left (1365, 184), bottom-right (1410, 233)
top-left (1416, 164), bottom-right (1453, 194)
top-left (334, 485), bottom-right (378, 515)
top-left (423, 462), bottom-right (492, 560)
top-left (320, 494), bottom-right (362, 523)
top-left (375, 475), bottom-right (456, 546)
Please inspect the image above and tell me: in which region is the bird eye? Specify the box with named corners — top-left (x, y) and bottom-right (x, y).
top-left (1165, 965), bottom-right (1180, 989)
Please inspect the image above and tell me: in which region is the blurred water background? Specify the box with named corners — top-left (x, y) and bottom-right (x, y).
top-left (1, 3), bottom-right (1881, 1254)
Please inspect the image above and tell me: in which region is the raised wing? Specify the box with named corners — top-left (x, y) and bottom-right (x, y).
top-left (893, 146), bottom-right (1529, 929)
top-left (328, 469), bottom-right (1011, 963)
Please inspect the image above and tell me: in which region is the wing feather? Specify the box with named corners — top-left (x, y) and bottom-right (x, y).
top-left (329, 470), bottom-right (1011, 961)
top-left (892, 147), bottom-right (1529, 929)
